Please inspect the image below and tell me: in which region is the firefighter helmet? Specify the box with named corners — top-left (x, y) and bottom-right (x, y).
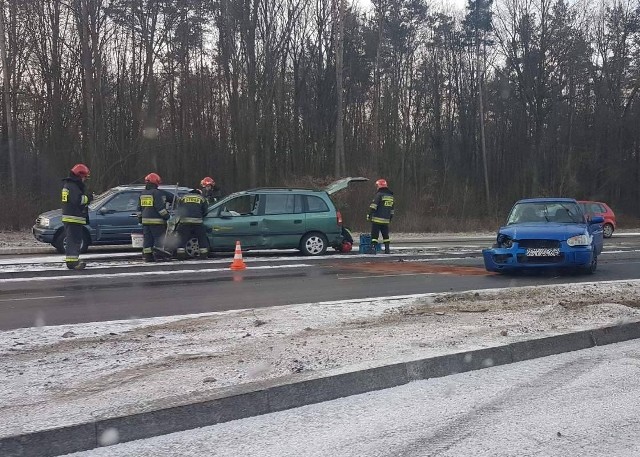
top-left (201, 176), bottom-right (215, 187)
top-left (145, 173), bottom-right (162, 185)
top-left (375, 178), bottom-right (388, 189)
top-left (71, 163), bottom-right (90, 178)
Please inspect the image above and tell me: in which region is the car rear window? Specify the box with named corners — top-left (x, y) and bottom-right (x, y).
top-left (581, 203), bottom-right (604, 213)
top-left (306, 195), bottom-right (329, 213)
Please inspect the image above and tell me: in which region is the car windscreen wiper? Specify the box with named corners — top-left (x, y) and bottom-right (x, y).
top-left (542, 206), bottom-right (550, 222)
top-left (558, 203), bottom-right (579, 223)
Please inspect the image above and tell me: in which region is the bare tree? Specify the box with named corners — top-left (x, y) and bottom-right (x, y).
top-left (0, 0), bottom-right (15, 197)
top-left (333, 0), bottom-right (346, 177)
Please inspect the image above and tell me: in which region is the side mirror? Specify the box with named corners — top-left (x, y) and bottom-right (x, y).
top-left (98, 207), bottom-right (113, 215)
top-left (220, 210), bottom-right (232, 218)
top-left (590, 215), bottom-right (604, 224)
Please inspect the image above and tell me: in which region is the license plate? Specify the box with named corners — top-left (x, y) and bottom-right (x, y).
top-left (526, 248), bottom-right (560, 257)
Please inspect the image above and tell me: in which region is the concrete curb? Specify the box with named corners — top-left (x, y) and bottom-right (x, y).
top-left (0, 247), bottom-right (54, 256)
top-left (2, 320), bottom-right (640, 457)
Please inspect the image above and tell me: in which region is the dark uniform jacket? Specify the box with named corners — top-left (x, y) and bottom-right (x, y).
top-left (61, 175), bottom-right (90, 224)
top-left (138, 183), bottom-right (170, 225)
top-left (368, 188), bottom-right (395, 224)
top-left (177, 189), bottom-right (209, 224)
top-left (202, 185), bottom-right (223, 204)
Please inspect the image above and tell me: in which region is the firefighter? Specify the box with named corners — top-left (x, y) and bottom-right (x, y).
top-left (175, 188), bottom-right (210, 260)
top-left (137, 172), bottom-right (170, 262)
top-left (61, 163), bottom-right (92, 269)
top-left (200, 176), bottom-right (223, 205)
top-left (367, 178), bottom-right (395, 254)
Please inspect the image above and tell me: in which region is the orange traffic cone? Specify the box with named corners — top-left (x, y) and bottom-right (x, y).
top-left (230, 240), bottom-right (247, 270)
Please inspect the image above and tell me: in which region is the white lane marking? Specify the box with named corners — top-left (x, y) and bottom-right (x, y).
top-left (0, 245), bottom-right (636, 276)
top-left (0, 295), bottom-right (65, 302)
top-left (0, 264), bottom-right (311, 283)
top-left (0, 251), bottom-right (136, 266)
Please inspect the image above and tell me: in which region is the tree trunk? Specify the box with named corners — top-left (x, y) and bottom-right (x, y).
top-left (79, 0), bottom-right (95, 164)
top-left (478, 39), bottom-right (490, 213)
top-left (0, 0), bottom-right (15, 197)
top-left (333, 0), bottom-right (346, 177)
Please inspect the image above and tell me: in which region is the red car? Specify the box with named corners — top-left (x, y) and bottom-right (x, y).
top-left (578, 201), bottom-right (616, 238)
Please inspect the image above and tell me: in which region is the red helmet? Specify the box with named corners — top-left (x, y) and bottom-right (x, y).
top-left (341, 241), bottom-right (353, 253)
top-left (201, 176), bottom-right (215, 187)
top-left (145, 173), bottom-right (162, 185)
top-left (71, 163), bottom-right (90, 178)
top-left (375, 178), bottom-right (388, 189)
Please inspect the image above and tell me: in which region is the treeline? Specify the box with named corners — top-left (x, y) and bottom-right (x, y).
top-left (0, 0), bottom-right (639, 229)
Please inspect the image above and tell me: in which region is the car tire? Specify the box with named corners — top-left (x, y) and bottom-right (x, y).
top-left (52, 231), bottom-right (65, 254)
top-left (184, 237), bottom-right (199, 258)
top-left (52, 229), bottom-right (90, 254)
top-left (300, 232), bottom-right (328, 256)
top-left (603, 223), bottom-right (614, 238)
top-left (581, 253), bottom-right (597, 275)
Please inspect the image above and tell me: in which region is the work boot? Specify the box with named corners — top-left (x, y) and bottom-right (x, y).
top-left (176, 249), bottom-right (187, 261)
top-left (384, 243), bottom-right (390, 254)
top-left (143, 253), bottom-right (155, 263)
top-left (154, 252), bottom-right (171, 262)
top-left (66, 261), bottom-right (86, 270)
top-left (198, 249), bottom-right (209, 259)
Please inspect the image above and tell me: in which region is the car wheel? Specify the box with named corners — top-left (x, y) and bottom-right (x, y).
top-left (300, 232), bottom-right (328, 256)
top-left (184, 237), bottom-right (200, 258)
top-left (52, 231), bottom-right (65, 254)
top-left (53, 230), bottom-right (90, 254)
top-left (603, 223), bottom-right (614, 238)
top-left (581, 253), bottom-right (597, 275)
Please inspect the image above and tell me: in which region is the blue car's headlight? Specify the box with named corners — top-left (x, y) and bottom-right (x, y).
top-left (567, 234), bottom-right (591, 247)
top-left (496, 234), bottom-right (513, 248)
top-left (39, 216), bottom-right (50, 227)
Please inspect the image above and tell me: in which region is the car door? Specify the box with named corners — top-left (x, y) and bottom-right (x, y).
top-left (260, 194), bottom-right (305, 248)
top-left (205, 194), bottom-right (263, 250)
top-left (94, 191), bottom-right (141, 242)
top-left (304, 194), bottom-right (339, 236)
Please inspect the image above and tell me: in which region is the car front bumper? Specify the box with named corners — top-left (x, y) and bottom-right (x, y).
top-left (32, 225), bottom-right (57, 244)
top-left (482, 246), bottom-right (595, 272)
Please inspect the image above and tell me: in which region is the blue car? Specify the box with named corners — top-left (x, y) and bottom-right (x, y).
top-left (482, 198), bottom-right (605, 274)
top-left (32, 185), bottom-right (191, 253)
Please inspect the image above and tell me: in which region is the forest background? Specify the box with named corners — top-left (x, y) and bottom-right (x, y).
top-left (0, 0), bottom-right (638, 231)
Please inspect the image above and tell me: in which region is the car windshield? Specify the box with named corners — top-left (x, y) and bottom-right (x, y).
top-left (507, 202), bottom-right (583, 225)
top-left (89, 189), bottom-right (119, 210)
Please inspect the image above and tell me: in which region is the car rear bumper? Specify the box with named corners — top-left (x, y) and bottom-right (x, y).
top-left (482, 247), bottom-right (594, 272)
top-left (32, 225), bottom-right (57, 244)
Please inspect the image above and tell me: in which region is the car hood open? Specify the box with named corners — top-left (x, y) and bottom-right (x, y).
top-left (323, 177), bottom-right (369, 195)
top-left (500, 223), bottom-right (587, 240)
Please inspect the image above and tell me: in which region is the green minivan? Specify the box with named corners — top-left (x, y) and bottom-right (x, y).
top-left (178, 177), bottom-right (367, 256)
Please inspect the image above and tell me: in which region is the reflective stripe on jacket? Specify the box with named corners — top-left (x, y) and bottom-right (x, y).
top-left (368, 189), bottom-right (395, 225)
top-left (138, 185), bottom-right (169, 226)
top-left (177, 191), bottom-right (208, 224)
top-left (61, 175), bottom-right (89, 225)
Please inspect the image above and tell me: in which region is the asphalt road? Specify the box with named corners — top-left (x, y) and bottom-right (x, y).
top-left (1, 235), bottom-right (640, 330)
